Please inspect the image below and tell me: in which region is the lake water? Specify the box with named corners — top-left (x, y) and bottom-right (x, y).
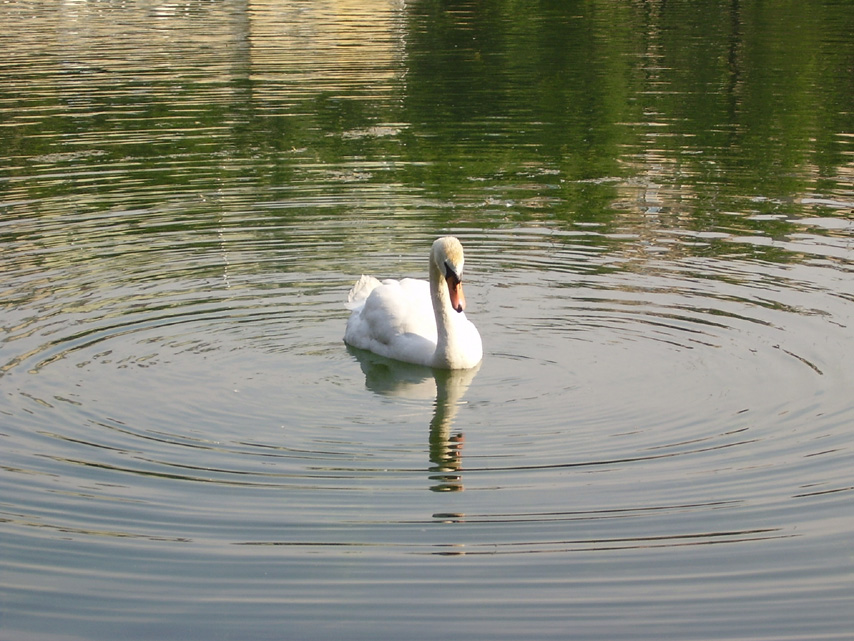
top-left (2, 1), bottom-right (853, 639)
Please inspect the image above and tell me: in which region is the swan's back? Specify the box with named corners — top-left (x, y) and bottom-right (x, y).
top-left (344, 277), bottom-right (438, 367)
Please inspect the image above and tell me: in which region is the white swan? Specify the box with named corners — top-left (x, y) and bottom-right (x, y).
top-left (344, 237), bottom-right (483, 369)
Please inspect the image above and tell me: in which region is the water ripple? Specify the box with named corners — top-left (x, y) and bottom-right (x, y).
top-left (2, 1), bottom-right (853, 638)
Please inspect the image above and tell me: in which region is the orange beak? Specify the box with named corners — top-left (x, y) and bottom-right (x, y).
top-left (447, 276), bottom-right (466, 313)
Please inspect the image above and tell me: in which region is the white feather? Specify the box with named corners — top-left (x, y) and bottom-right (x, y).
top-left (344, 238), bottom-right (482, 370)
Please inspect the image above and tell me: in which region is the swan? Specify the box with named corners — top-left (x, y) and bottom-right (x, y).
top-left (344, 237), bottom-right (483, 369)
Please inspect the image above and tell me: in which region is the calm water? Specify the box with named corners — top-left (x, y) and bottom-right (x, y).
top-left (2, 1), bottom-right (854, 639)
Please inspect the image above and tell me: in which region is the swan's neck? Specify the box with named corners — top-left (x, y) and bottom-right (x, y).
top-left (429, 259), bottom-right (459, 368)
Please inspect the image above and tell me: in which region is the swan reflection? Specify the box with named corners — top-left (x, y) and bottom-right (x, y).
top-left (348, 346), bottom-right (480, 492)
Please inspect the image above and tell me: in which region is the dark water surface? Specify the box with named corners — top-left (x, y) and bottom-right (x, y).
top-left (2, 1), bottom-right (853, 639)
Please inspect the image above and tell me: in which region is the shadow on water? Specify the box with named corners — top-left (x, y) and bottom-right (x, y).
top-left (347, 345), bottom-right (480, 492)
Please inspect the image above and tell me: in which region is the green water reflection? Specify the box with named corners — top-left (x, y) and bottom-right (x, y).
top-left (3, 1), bottom-right (850, 238)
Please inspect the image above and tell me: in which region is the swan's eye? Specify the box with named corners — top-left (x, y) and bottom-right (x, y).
top-left (444, 260), bottom-right (461, 283)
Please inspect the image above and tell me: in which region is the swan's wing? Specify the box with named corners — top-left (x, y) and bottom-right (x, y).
top-left (393, 279), bottom-right (436, 337)
top-left (359, 278), bottom-right (436, 343)
top-left (346, 275), bottom-right (383, 310)
top-left (344, 278), bottom-right (439, 366)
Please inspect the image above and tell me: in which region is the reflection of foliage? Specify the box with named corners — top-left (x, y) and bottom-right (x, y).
top-left (402, 1), bottom-right (852, 239)
top-left (1, 0), bottom-right (851, 270)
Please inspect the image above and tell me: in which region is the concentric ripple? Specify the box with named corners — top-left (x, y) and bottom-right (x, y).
top-left (2, 0), bottom-right (854, 639)
top-left (3, 194), bottom-right (854, 641)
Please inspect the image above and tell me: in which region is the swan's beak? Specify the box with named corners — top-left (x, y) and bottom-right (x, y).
top-left (447, 276), bottom-right (466, 313)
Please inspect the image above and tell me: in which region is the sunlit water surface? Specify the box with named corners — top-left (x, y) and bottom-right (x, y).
top-left (2, 1), bottom-right (853, 640)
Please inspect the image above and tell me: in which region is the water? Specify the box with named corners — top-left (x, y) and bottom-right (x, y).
top-left (2, 1), bottom-right (853, 639)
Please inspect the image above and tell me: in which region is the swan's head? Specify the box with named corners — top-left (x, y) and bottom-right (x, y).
top-left (432, 236), bottom-right (467, 313)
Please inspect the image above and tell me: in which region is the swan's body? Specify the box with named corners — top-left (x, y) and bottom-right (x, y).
top-left (344, 237), bottom-right (482, 369)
